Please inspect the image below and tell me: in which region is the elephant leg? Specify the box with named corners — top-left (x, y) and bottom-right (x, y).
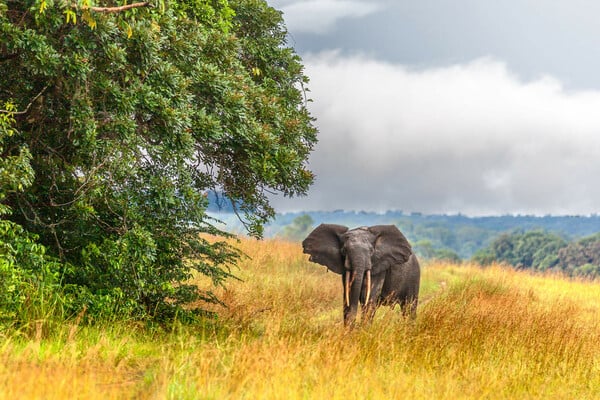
top-left (400, 297), bottom-right (418, 320)
top-left (361, 271), bottom-right (386, 323)
top-left (381, 255), bottom-right (420, 320)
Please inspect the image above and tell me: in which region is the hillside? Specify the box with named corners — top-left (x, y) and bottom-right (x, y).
top-left (2, 238), bottom-right (599, 399)
top-left (210, 209), bottom-right (600, 259)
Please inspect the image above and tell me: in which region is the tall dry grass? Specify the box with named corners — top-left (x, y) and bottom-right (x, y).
top-left (1, 237), bottom-right (600, 399)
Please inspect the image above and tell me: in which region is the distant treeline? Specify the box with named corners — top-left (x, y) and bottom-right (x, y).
top-left (207, 200), bottom-right (600, 276)
top-left (472, 231), bottom-right (600, 277)
top-left (267, 211), bottom-right (600, 277)
top-left (270, 210), bottom-right (600, 251)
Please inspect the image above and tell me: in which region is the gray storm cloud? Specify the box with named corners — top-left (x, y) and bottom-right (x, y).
top-left (270, 0), bottom-right (381, 34)
top-left (271, 53), bottom-right (600, 215)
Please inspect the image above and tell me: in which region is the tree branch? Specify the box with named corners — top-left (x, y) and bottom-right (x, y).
top-left (0, 84), bottom-right (49, 115)
top-left (78, 2), bottom-right (152, 13)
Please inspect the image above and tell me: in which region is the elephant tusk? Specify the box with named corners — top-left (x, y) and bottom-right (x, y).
top-left (365, 270), bottom-right (371, 304)
top-left (345, 271), bottom-right (357, 308)
top-left (345, 271), bottom-right (351, 307)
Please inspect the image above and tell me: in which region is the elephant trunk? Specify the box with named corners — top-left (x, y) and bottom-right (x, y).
top-left (344, 268), bottom-right (368, 326)
top-left (344, 269), bottom-right (371, 307)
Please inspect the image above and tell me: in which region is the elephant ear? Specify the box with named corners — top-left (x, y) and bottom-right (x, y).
top-left (302, 224), bottom-right (349, 274)
top-left (369, 225), bottom-right (412, 275)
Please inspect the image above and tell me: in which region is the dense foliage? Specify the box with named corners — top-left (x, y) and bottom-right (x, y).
top-left (1, 102), bottom-right (66, 326)
top-left (553, 234), bottom-right (600, 276)
top-left (1, 0), bottom-right (316, 322)
top-left (472, 231), bottom-right (567, 270)
top-left (473, 231), bottom-right (600, 277)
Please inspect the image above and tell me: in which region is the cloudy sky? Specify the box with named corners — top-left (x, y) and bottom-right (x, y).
top-left (268, 0), bottom-right (600, 216)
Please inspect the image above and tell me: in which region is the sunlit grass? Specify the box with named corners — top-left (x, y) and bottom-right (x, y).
top-left (2, 237), bottom-right (600, 399)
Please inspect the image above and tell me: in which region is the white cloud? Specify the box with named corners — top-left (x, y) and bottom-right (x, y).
top-left (270, 0), bottom-right (382, 34)
top-left (272, 52), bottom-right (600, 215)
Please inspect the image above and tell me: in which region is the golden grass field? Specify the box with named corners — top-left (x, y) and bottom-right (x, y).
top-left (1, 237), bottom-right (600, 399)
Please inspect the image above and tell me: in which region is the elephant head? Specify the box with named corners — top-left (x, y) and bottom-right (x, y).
top-left (302, 224), bottom-right (414, 325)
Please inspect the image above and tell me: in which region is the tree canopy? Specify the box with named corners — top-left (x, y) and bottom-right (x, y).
top-left (472, 230), bottom-right (600, 277)
top-left (1, 0), bottom-right (317, 321)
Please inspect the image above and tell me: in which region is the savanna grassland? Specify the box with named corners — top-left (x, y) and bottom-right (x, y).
top-left (1, 238), bottom-right (600, 399)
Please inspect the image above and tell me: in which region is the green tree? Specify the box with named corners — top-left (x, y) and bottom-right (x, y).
top-left (472, 230), bottom-right (566, 271)
top-left (1, 0), bottom-right (317, 320)
top-left (0, 103), bottom-right (66, 327)
top-left (556, 233), bottom-right (600, 277)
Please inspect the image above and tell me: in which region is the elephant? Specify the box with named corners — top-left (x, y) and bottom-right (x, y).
top-left (302, 224), bottom-right (420, 326)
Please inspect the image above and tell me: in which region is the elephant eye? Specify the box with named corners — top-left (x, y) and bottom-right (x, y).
top-left (340, 246), bottom-right (347, 257)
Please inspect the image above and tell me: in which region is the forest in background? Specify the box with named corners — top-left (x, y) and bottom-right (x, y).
top-left (209, 205), bottom-right (600, 277)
